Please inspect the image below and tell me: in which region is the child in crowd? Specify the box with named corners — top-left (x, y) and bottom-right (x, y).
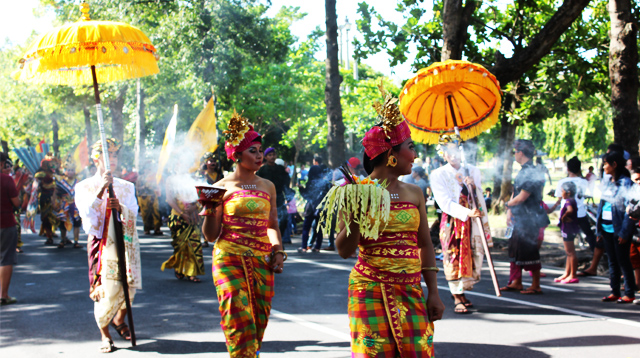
top-left (554, 181), bottom-right (580, 284)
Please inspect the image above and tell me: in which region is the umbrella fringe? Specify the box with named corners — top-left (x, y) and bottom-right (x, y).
top-left (409, 108), bottom-right (499, 145)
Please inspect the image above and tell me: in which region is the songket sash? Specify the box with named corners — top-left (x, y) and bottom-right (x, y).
top-left (93, 205), bottom-right (142, 328)
top-left (216, 190), bottom-right (272, 257)
top-left (439, 195), bottom-right (473, 281)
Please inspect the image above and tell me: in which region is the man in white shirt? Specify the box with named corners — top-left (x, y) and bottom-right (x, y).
top-left (75, 139), bottom-right (141, 353)
top-left (431, 140), bottom-right (492, 314)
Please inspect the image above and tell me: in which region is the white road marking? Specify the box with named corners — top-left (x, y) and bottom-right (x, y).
top-left (522, 282), bottom-right (574, 292)
top-left (270, 309), bottom-right (351, 341)
top-left (290, 256), bottom-right (640, 329)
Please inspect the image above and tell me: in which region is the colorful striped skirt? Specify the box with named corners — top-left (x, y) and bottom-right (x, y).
top-left (348, 281), bottom-right (434, 358)
top-left (161, 214), bottom-right (204, 277)
top-left (213, 250), bottom-right (274, 358)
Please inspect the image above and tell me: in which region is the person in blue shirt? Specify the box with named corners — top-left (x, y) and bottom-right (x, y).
top-left (597, 151), bottom-right (637, 303)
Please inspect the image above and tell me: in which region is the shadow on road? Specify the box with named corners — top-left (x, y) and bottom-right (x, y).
top-left (435, 342), bottom-right (551, 358)
top-left (127, 339), bottom-right (350, 355)
top-left (523, 335), bottom-right (640, 347)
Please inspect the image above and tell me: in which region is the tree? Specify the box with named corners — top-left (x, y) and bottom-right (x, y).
top-left (324, 0), bottom-right (346, 168)
top-left (608, 0), bottom-right (639, 154)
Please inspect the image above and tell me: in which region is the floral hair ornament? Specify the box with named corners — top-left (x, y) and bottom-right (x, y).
top-left (223, 109), bottom-right (261, 160)
top-left (362, 82), bottom-right (412, 159)
top-left (90, 138), bottom-right (120, 161)
top-left (436, 133), bottom-right (461, 157)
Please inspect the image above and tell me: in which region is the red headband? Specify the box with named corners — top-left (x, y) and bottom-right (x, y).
top-left (362, 120), bottom-right (411, 159)
top-left (224, 127), bottom-right (262, 160)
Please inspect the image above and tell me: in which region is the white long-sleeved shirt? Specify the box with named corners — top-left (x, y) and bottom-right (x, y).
top-left (75, 173), bottom-right (139, 238)
top-left (430, 163), bottom-right (481, 222)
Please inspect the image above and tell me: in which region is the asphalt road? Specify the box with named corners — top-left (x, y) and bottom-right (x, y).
top-left (2, 223), bottom-right (640, 358)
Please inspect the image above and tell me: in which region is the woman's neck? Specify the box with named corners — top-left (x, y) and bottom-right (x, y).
top-left (370, 166), bottom-right (399, 190)
top-left (234, 165), bottom-right (256, 182)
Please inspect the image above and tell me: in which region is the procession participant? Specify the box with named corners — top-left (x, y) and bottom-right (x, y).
top-left (35, 154), bottom-right (61, 244)
top-left (136, 167), bottom-right (163, 236)
top-left (334, 87), bottom-right (444, 358)
top-left (502, 139), bottom-right (549, 295)
top-left (430, 136), bottom-right (491, 313)
top-left (75, 139), bottom-right (141, 353)
top-left (202, 110), bottom-right (284, 358)
top-left (56, 165), bottom-right (82, 248)
top-left (161, 173), bottom-right (204, 282)
top-left (3, 158), bottom-right (23, 253)
top-left (0, 152), bottom-right (20, 306)
top-left (256, 147), bottom-right (291, 243)
top-left (201, 151), bottom-right (224, 185)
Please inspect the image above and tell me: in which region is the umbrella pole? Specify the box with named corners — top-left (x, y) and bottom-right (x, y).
top-left (90, 66), bottom-right (137, 346)
top-left (446, 95), bottom-right (501, 297)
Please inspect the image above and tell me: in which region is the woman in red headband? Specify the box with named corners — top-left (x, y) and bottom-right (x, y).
top-left (202, 110), bottom-right (285, 357)
top-left (334, 86), bottom-right (444, 358)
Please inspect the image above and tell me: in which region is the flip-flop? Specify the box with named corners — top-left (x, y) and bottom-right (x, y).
top-left (520, 288), bottom-right (543, 295)
top-left (453, 302), bottom-right (470, 314)
top-left (577, 271), bottom-right (597, 277)
top-left (499, 286), bottom-right (523, 292)
top-left (99, 338), bottom-right (115, 353)
top-left (0, 297), bottom-right (17, 305)
top-left (187, 276), bottom-right (201, 283)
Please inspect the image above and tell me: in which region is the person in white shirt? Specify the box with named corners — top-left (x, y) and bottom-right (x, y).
top-left (430, 137), bottom-right (492, 314)
top-left (550, 156), bottom-right (602, 277)
top-left (75, 139), bottom-right (141, 353)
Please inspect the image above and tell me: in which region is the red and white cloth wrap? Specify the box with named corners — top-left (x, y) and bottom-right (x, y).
top-left (224, 126), bottom-right (262, 160)
top-left (362, 120), bottom-right (412, 159)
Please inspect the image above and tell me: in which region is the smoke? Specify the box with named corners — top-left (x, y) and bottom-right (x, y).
top-left (165, 173), bottom-right (208, 203)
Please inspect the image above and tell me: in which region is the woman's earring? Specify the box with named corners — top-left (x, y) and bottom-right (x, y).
top-left (387, 155), bottom-right (397, 167)
top-left (236, 158), bottom-right (241, 163)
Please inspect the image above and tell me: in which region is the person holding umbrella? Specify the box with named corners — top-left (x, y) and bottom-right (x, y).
top-left (202, 111), bottom-right (285, 357)
top-left (430, 135), bottom-right (491, 313)
top-left (75, 139), bottom-right (142, 353)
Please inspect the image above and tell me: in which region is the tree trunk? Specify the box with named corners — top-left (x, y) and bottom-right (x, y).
top-left (83, 104), bottom-right (93, 146)
top-left (108, 85), bottom-right (128, 145)
top-left (135, 79), bottom-right (146, 171)
top-left (325, 0), bottom-right (346, 168)
top-left (609, 0), bottom-right (640, 154)
top-left (52, 113), bottom-right (59, 158)
top-left (441, 0), bottom-right (476, 61)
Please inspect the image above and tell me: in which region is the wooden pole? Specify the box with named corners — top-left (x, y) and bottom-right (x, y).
top-left (90, 65), bottom-right (137, 346)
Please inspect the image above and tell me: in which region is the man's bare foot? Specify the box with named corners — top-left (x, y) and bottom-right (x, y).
top-left (100, 338), bottom-right (115, 353)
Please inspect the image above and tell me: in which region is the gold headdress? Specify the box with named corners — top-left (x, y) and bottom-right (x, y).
top-left (436, 133), bottom-right (461, 156)
top-left (372, 82), bottom-right (403, 138)
top-left (223, 109), bottom-right (251, 147)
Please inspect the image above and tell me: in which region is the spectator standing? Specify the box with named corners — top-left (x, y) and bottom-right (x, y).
top-left (502, 139), bottom-right (549, 295)
top-left (626, 165), bottom-right (640, 305)
top-left (536, 157), bottom-right (552, 186)
top-left (597, 151), bottom-right (637, 303)
top-left (0, 152), bottom-right (20, 305)
top-left (298, 166), bottom-right (331, 252)
top-left (553, 181), bottom-right (580, 284)
top-left (411, 165), bottom-right (429, 199)
top-left (585, 166), bottom-right (597, 196)
top-left (257, 147), bottom-right (291, 243)
top-left (484, 187), bottom-right (493, 209)
top-left (549, 157), bottom-right (601, 277)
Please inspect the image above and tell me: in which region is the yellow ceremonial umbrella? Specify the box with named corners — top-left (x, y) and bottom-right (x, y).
top-left (12, 1), bottom-right (159, 346)
top-left (399, 60), bottom-right (501, 144)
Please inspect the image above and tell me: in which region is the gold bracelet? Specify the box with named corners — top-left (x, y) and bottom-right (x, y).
top-left (421, 266), bottom-right (439, 273)
top-left (271, 250), bottom-right (288, 262)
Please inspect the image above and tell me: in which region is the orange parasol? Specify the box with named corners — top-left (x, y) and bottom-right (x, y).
top-left (399, 60), bottom-right (501, 144)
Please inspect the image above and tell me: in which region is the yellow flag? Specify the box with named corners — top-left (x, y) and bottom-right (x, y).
top-left (186, 96), bottom-right (218, 170)
top-left (156, 104), bottom-right (178, 184)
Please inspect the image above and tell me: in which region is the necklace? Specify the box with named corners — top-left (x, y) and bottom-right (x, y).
top-left (390, 193), bottom-right (400, 200)
top-left (241, 184), bottom-right (257, 190)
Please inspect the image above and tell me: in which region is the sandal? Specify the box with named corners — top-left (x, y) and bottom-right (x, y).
top-left (0, 297), bottom-right (17, 305)
top-left (520, 288), bottom-right (543, 295)
top-left (45, 238), bottom-right (54, 245)
top-left (602, 294), bottom-right (620, 302)
top-left (57, 242), bottom-right (65, 249)
top-left (175, 272), bottom-right (185, 280)
top-left (577, 270), bottom-right (597, 277)
top-left (110, 322), bottom-right (131, 340)
top-left (187, 276), bottom-right (201, 283)
top-left (499, 285), bottom-right (523, 292)
top-left (461, 294), bottom-right (473, 308)
top-left (16, 247), bottom-right (23, 253)
top-left (99, 338), bottom-right (115, 353)
top-left (617, 296), bottom-right (635, 304)
top-left (73, 242), bottom-right (82, 249)
top-left (453, 302), bottom-right (470, 314)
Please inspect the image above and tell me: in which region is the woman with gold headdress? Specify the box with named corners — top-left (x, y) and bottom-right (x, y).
top-left (331, 86), bottom-right (444, 358)
top-left (202, 110), bottom-right (285, 357)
